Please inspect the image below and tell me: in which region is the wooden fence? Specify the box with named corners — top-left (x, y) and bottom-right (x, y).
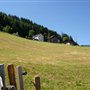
top-left (0, 64), bottom-right (41, 90)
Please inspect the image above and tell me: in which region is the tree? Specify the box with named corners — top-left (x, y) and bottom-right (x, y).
top-left (0, 24), bottom-right (3, 31)
top-left (69, 36), bottom-right (74, 42)
top-left (57, 34), bottom-right (62, 43)
top-left (61, 33), bottom-right (69, 43)
top-left (69, 36), bottom-right (78, 45)
top-left (0, 12), bottom-right (77, 44)
top-left (29, 30), bottom-right (35, 38)
top-left (3, 25), bottom-right (13, 34)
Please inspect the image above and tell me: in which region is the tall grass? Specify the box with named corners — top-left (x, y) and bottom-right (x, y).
top-left (0, 32), bottom-right (90, 90)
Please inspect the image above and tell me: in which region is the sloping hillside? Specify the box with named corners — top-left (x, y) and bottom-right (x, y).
top-left (0, 12), bottom-right (78, 45)
top-left (0, 32), bottom-right (90, 90)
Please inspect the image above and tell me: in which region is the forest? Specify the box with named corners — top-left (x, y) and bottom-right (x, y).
top-left (0, 12), bottom-right (78, 45)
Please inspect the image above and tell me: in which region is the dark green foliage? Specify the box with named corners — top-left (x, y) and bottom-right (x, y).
top-left (0, 25), bottom-right (3, 31)
top-left (61, 33), bottom-right (69, 43)
top-left (57, 34), bottom-right (62, 43)
top-left (0, 11), bottom-right (78, 45)
top-left (29, 30), bottom-right (35, 37)
top-left (3, 25), bottom-right (13, 34)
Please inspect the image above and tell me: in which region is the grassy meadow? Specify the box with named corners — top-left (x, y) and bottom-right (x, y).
top-left (0, 32), bottom-right (90, 90)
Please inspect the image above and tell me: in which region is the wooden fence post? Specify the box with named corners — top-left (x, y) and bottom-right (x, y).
top-left (7, 64), bottom-right (16, 87)
top-left (16, 66), bottom-right (24, 90)
top-left (33, 75), bottom-right (41, 90)
top-left (0, 64), bottom-right (6, 90)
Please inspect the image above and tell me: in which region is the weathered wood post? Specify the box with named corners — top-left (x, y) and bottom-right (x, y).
top-left (0, 64), bottom-right (6, 90)
top-left (32, 75), bottom-right (41, 90)
top-left (16, 66), bottom-right (24, 90)
top-left (7, 64), bottom-right (16, 87)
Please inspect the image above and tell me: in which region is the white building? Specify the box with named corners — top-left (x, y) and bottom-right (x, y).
top-left (32, 34), bottom-right (44, 41)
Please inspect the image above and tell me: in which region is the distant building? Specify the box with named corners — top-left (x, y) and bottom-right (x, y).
top-left (49, 35), bottom-right (60, 43)
top-left (66, 41), bottom-right (74, 45)
top-left (32, 34), bottom-right (44, 41)
top-left (66, 41), bottom-right (79, 46)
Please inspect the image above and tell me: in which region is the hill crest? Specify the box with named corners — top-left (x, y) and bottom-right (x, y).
top-left (0, 11), bottom-right (78, 45)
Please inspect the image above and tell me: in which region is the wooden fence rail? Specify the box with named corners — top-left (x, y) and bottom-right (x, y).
top-left (0, 64), bottom-right (41, 90)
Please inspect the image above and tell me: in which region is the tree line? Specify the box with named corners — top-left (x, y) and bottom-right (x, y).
top-left (0, 12), bottom-right (78, 45)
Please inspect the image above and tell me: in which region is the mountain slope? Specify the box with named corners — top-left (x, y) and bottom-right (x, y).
top-left (0, 32), bottom-right (90, 90)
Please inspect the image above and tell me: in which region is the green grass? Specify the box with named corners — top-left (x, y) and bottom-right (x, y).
top-left (0, 32), bottom-right (90, 90)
